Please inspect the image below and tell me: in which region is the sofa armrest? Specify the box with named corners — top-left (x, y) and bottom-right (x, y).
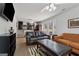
top-left (54, 36), bottom-right (63, 40)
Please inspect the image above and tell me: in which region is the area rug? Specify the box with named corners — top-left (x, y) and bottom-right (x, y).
top-left (28, 45), bottom-right (46, 56)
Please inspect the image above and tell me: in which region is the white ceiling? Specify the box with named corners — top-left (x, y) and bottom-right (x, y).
top-left (13, 3), bottom-right (79, 22)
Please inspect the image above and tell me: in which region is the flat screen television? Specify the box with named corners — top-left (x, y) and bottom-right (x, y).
top-left (2, 3), bottom-right (15, 22)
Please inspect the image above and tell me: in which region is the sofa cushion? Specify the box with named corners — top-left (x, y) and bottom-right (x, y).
top-left (54, 38), bottom-right (70, 46)
top-left (68, 39), bottom-right (79, 43)
top-left (63, 33), bottom-right (79, 39)
top-left (63, 33), bottom-right (79, 41)
top-left (70, 41), bottom-right (79, 50)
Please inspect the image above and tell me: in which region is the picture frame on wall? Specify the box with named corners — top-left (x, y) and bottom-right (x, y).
top-left (68, 18), bottom-right (79, 28)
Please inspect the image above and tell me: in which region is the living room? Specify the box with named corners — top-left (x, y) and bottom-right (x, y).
top-left (15, 3), bottom-right (79, 56)
top-left (0, 3), bottom-right (79, 56)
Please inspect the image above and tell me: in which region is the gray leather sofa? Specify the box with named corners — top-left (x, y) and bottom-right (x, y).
top-left (26, 31), bottom-right (50, 45)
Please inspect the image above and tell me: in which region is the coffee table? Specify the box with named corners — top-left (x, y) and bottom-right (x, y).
top-left (37, 39), bottom-right (72, 56)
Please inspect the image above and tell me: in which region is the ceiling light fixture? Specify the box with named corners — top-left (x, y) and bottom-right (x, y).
top-left (41, 3), bottom-right (56, 12)
top-left (49, 3), bottom-right (56, 11)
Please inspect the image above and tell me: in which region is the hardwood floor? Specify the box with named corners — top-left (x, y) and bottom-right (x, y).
top-left (14, 37), bottom-right (30, 56)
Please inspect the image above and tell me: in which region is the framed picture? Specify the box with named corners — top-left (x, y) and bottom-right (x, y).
top-left (68, 18), bottom-right (79, 28)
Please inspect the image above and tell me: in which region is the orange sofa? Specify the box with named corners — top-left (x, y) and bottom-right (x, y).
top-left (54, 33), bottom-right (79, 55)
